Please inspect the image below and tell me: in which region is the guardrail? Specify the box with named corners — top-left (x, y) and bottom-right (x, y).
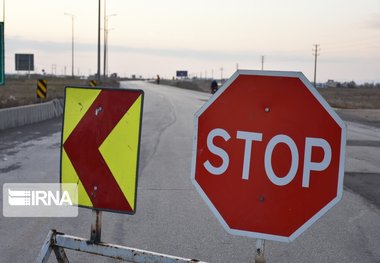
top-left (0, 99), bottom-right (63, 130)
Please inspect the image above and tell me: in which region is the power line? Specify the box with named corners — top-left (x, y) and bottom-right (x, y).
top-left (322, 37), bottom-right (380, 48)
top-left (321, 37), bottom-right (380, 55)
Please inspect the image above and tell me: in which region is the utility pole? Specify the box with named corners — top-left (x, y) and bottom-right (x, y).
top-left (312, 44), bottom-right (320, 87)
top-left (97, 0), bottom-right (101, 83)
top-left (51, 64), bottom-right (57, 75)
top-left (64, 13), bottom-right (75, 77)
top-left (102, 1), bottom-right (116, 81)
top-left (220, 67), bottom-right (224, 82)
top-left (103, 0), bottom-right (106, 82)
top-left (261, 55), bottom-right (264, 70)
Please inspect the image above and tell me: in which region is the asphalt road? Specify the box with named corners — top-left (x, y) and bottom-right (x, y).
top-left (0, 81), bottom-right (379, 262)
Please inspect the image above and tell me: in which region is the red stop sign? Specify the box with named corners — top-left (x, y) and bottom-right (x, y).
top-left (191, 70), bottom-right (346, 242)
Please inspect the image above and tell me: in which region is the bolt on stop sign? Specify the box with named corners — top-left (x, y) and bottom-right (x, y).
top-left (191, 70), bottom-right (346, 242)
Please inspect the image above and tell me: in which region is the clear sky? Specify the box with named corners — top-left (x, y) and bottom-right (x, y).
top-left (3, 0), bottom-right (380, 83)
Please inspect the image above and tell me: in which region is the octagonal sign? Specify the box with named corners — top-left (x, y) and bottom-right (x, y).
top-left (191, 70), bottom-right (346, 242)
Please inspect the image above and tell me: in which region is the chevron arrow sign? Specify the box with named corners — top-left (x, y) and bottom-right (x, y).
top-left (60, 87), bottom-right (144, 214)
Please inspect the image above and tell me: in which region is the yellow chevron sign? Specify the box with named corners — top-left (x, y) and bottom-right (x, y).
top-left (61, 86), bottom-right (144, 213)
top-left (37, 79), bottom-right (47, 99)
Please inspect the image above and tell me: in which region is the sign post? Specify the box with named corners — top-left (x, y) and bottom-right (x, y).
top-left (90, 210), bottom-right (102, 243)
top-left (255, 239), bottom-right (265, 263)
top-left (191, 70), bottom-right (346, 245)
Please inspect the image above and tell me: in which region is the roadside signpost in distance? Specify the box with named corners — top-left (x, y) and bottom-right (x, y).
top-left (191, 70), bottom-right (346, 244)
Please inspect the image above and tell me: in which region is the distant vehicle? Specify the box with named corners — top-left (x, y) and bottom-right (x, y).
top-left (210, 80), bottom-right (218, 94)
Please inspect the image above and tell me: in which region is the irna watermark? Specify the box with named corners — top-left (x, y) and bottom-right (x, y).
top-left (3, 183), bottom-right (78, 217)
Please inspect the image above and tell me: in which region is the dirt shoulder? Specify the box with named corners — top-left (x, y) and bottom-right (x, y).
top-left (318, 88), bottom-right (380, 109)
top-left (0, 77), bottom-right (119, 109)
top-left (161, 79), bottom-right (380, 127)
top-left (162, 79), bottom-right (380, 109)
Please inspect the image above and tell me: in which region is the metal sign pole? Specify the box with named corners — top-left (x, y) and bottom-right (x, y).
top-left (90, 209), bottom-right (102, 243)
top-left (254, 239), bottom-right (266, 263)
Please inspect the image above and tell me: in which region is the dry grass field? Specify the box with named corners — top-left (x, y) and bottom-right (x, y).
top-left (161, 79), bottom-right (380, 109)
top-left (0, 77), bottom-right (119, 109)
top-left (318, 88), bottom-right (380, 109)
top-left (1, 77), bottom-right (380, 110)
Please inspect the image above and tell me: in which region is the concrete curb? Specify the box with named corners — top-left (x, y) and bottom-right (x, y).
top-left (0, 99), bottom-right (64, 131)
